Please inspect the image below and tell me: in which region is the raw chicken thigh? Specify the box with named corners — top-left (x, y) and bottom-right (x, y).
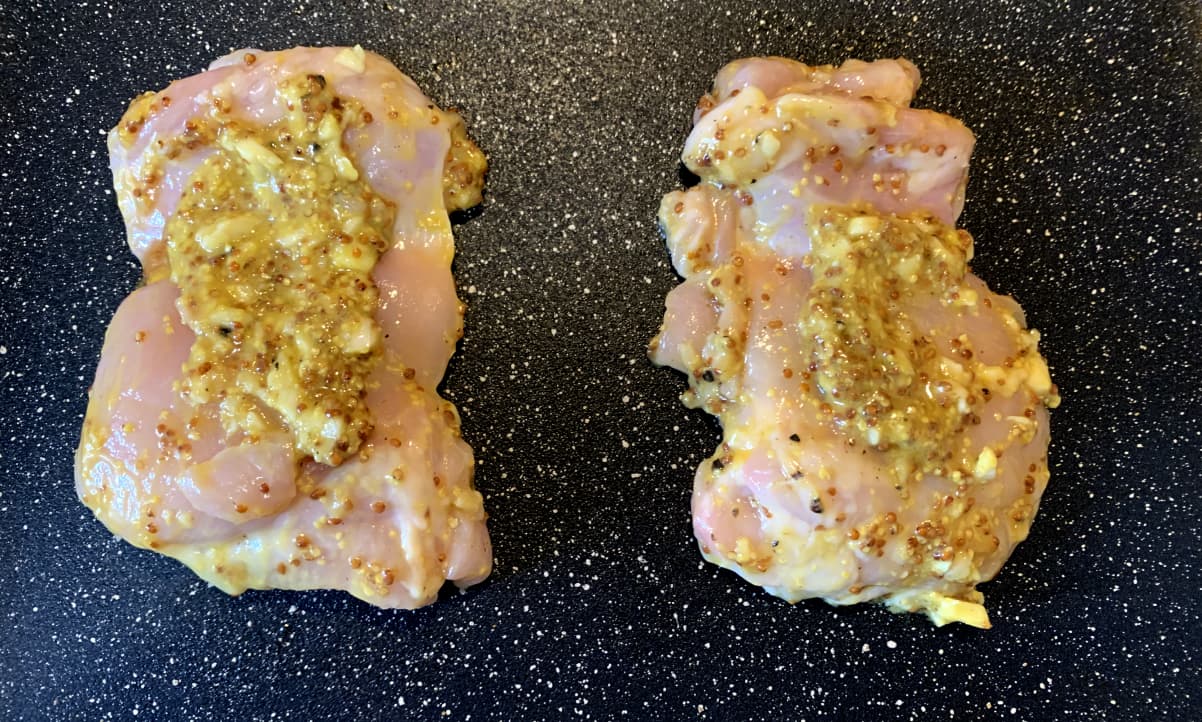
top-left (77, 46), bottom-right (491, 608)
top-left (651, 57), bottom-right (1059, 627)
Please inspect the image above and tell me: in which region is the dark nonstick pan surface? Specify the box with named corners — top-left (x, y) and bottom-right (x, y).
top-left (2, 1), bottom-right (1199, 719)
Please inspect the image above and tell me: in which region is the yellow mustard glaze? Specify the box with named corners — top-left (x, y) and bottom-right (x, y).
top-left (801, 206), bottom-right (1058, 484)
top-left (803, 207), bottom-right (972, 480)
top-left (166, 73), bottom-right (390, 466)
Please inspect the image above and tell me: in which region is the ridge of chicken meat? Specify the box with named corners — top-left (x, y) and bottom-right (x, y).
top-left (77, 46), bottom-right (491, 608)
top-left (650, 57), bottom-right (1059, 627)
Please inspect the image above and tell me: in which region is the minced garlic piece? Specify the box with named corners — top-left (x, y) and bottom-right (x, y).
top-left (973, 446), bottom-right (998, 480)
top-left (334, 44), bottom-right (367, 73)
top-left (166, 73), bottom-right (392, 466)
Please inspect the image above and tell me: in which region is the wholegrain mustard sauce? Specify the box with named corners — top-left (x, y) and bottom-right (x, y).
top-left (161, 73), bottom-right (389, 466)
top-left (116, 65), bottom-right (486, 469)
top-left (803, 207), bottom-right (1059, 485)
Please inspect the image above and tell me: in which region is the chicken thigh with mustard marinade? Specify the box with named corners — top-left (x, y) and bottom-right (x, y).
top-left (651, 57), bottom-right (1059, 627)
top-left (77, 46), bottom-right (490, 608)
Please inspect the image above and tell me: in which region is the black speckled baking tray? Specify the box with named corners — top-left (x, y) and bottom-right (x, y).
top-left (2, 1), bottom-right (1200, 719)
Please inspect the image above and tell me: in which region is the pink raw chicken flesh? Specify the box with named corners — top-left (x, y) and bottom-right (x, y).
top-left (650, 57), bottom-right (1060, 627)
top-left (76, 46), bottom-right (491, 608)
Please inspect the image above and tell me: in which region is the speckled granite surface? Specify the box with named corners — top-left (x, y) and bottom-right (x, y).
top-left (1, 1), bottom-right (1199, 720)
